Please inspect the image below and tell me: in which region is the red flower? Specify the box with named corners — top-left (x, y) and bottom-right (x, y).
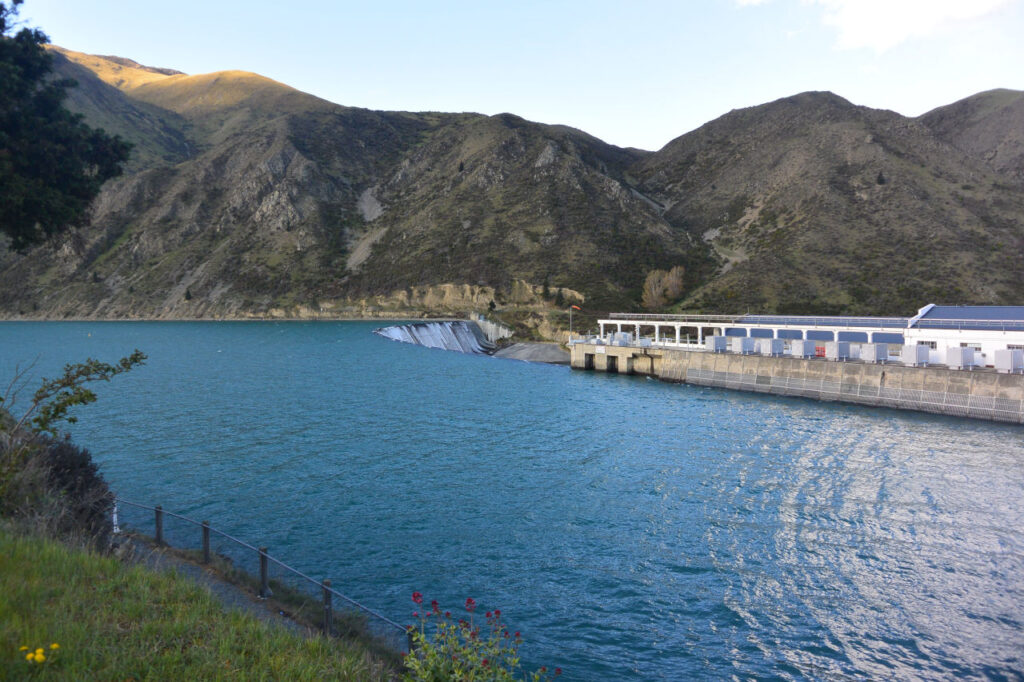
top-left (482, 658), bottom-right (489, 667)
top-left (555, 667), bottom-right (562, 675)
top-left (494, 609), bottom-right (501, 617)
top-left (412, 611), bottom-right (419, 617)
top-left (412, 591), bottom-right (423, 604)
top-left (431, 599), bottom-right (439, 613)
top-left (445, 611), bottom-right (451, 618)
top-left (540, 666), bottom-right (547, 673)
top-left (486, 611), bottom-right (493, 618)
top-left (514, 631), bottom-right (521, 639)
top-left (465, 597), bottom-right (476, 612)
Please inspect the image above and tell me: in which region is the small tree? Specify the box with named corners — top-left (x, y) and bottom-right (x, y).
top-left (2, 349), bottom-right (147, 438)
top-left (664, 265), bottom-right (685, 300)
top-left (642, 266), bottom-right (686, 310)
top-left (641, 270), bottom-right (668, 310)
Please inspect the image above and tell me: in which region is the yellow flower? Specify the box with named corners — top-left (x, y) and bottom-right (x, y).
top-left (34, 652), bottom-right (46, 663)
top-left (26, 653), bottom-right (34, 662)
top-left (19, 645), bottom-right (28, 651)
top-left (50, 643), bottom-right (60, 650)
top-left (35, 648), bottom-right (44, 655)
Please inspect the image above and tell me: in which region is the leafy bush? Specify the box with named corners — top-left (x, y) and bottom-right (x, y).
top-left (403, 592), bottom-right (560, 681)
top-left (0, 351), bottom-right (144, 545)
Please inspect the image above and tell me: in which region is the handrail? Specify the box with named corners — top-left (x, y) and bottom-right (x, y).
top-left (114, 497), bottom-right (407, 635)
top-left (118, 498), bottom-right (263, 552)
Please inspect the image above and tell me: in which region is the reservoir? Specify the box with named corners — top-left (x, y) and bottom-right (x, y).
top-left (2, 321), bottom-right (1022, 680)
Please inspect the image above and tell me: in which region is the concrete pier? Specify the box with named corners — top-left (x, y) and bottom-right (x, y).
top-left (571, 343), bottom-right (1024, 424)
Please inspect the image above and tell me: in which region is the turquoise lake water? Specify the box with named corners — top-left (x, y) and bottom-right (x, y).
top-left (2, 321), bottom-right (1023, 680)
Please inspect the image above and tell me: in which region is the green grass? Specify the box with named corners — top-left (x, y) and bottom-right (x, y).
top-left (140, 535), bottom-right (404, 667)
top-left (0, 525), bottom-right (395, 680)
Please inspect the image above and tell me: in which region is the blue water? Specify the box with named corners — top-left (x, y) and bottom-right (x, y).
top-left (2, 321), bottom-right (1023, 680)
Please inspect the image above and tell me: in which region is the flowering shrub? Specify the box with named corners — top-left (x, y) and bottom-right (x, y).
top-left (403, 593), bottom-right (560, 681)
top-left (20, 642), bottom-right (59, 665)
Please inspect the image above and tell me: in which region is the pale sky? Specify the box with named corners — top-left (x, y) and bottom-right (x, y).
top-left (20, 0), bottom-right (1024, 151)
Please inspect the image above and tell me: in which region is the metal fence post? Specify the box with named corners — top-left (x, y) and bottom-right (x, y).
top-left (322, 579), bottom-right (333, 634)
top-left (155, 505), bottom-right (164, 545)
top-left (259, 547), bottom-right (269, 599)
top-left (201, 521), bottom-right (210, 563)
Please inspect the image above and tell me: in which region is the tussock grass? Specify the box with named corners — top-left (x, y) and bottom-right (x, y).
top-left (0, 525), bottom-right (395, 680)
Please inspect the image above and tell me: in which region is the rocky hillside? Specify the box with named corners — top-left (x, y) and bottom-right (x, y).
top-left (0, 48), bottom-right (1022, 320)
top-left (633, 91), bottom-right (1024, 314)
top-left (919, 89), bottom-right (1024, 182)
top-left (0, 47), bottom-right (697, 319)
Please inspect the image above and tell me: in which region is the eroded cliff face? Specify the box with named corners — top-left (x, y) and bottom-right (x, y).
top-left (245, 281), bottom-right (583, 320)
top-left (0, 278), bottom-right (582, 323)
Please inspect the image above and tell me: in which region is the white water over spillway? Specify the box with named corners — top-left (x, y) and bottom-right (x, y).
top-left (374, 320), bottom-right (496, 354)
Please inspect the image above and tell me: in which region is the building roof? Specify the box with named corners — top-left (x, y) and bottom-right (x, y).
top-left (919, 305), bottom-right (1024, 321)
top-left (912, 305), bottom-right (1024, 331)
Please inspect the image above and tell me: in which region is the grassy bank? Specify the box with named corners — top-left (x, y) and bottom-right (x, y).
top-left (0, 525), bottom-right (394, 680)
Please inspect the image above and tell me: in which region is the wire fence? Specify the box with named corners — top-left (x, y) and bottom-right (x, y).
top-left (113, 498), bottom-right (411, 654)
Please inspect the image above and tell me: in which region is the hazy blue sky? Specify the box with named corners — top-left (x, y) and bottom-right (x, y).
top-left (21, 0), bottom-right (1024, 150)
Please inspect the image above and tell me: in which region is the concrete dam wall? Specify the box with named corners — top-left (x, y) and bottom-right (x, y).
top-left (571, 343), bottom-right (1024, 424)
top-left (375, 320), bottom-right (496, 354)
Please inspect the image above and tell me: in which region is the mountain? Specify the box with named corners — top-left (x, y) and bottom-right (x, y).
top-left (0, 48), bottom-right (699, 321)
top-left (632, 91), bottom-right (1024, 314)
top-left (1, 49), bottom-right (1022, 322)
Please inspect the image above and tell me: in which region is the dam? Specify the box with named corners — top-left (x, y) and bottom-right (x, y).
top-left (374, 320), bottom-right (497, 354)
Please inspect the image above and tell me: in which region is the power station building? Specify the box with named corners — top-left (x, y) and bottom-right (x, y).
top-left (596, 304), bottom-right (1024, 370)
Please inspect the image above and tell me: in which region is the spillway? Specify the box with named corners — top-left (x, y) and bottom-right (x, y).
top-left (373, 320), bottom-right (496, 354)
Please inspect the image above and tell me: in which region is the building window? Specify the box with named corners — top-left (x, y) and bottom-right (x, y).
top-left (960, 343), bottom-right (982, 351)
top-left (917, 341), bottom-right (937, 349)
top-left (1009, 345), bottom-right (1024, 351)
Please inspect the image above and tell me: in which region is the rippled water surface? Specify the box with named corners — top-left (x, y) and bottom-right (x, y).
top-left (3, 322), bottom-right (1023, 680)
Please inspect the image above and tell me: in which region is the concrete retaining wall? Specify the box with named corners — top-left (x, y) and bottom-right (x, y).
top-left (571, 344), bottom-right (1024, 424)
